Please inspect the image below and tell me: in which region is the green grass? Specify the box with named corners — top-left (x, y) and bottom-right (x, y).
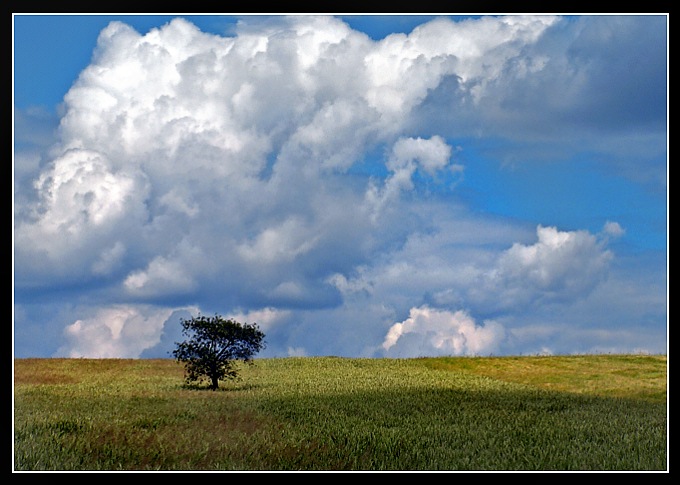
top-left (13, 355), bottom-right (667, 471)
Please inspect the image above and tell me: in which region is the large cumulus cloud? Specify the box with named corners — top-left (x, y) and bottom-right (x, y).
top-left (13, 15), bottom-right (666, 358)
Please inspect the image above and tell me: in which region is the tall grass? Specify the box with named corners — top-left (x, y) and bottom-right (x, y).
top-left (13, 355), bottom-right (667, 471)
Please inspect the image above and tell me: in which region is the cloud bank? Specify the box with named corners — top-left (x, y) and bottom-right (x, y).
top-left (14, 15), bottom-right (667, 358)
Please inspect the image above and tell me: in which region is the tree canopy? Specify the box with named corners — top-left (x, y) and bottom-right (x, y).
top-left (172, 314), bottom-right (266, 390)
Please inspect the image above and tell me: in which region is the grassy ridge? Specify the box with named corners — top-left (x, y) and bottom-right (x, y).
top-left (13, 355), bottom-right (667, 471)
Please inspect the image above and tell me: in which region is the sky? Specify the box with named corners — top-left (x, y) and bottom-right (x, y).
top-left (12, 13), bottom-right (668, 359)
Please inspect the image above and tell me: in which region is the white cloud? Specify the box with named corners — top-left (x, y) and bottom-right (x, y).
top-left (334, 220), bottom-right (614, 317)
top-left (602, 221), bottom-right (625, 238)
top-left (56, 305), bottom-right (175, 358)
top-left (27, 148), bottom-right (145, 235)
top-left (14, 148), bottom-right (149, 283)
top-left (365, 135), bottom-right (454, 221)
top-left (383, 306), bottom-right (505, 357)
top-left (489, 225), bottom-right (613, 305)
top-left (91, 241), bottom-right (126, 275)
top-left (15, 14), bottom-right (562, 291)
top-left (363, 16), bottom-right (559, 117)
top-left (124, 256), bottom-right (195, 296)
top-left (388, 135), bottom-right (452, 175)
top-left (230, 307), bottom-right (290, 331)
top-left (237, 217), bottom-right (320, 264)
top-left (286, 346), bottom-right (308, 357)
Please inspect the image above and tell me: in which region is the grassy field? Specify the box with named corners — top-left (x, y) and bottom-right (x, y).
top-left (13, 355), bottom-right (667, 471)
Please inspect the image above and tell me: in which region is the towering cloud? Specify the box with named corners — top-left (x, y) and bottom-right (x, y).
top-left (17, 16), bottom-right (554, 294)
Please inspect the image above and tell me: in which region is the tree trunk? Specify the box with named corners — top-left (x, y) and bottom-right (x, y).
top-left (210, 376), bottom-right (219, 390)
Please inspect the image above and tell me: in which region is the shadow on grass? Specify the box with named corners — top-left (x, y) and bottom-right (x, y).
top-left (178, 381), bottom-right (262, 392)
top-left (254, 384), bottom-right (668, 471)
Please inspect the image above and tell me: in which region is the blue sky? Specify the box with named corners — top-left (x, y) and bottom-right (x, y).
top-left (13, 14), bottom-right (667, 359)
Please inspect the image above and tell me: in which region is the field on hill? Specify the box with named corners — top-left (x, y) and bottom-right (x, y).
top-left (13, 355), bottom-right (667, 471)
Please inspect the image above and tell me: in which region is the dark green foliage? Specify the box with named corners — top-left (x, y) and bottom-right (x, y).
top-left (172, 314), bottom-right (265, 390)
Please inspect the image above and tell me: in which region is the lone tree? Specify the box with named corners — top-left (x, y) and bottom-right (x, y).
top-left (172, 314), bottom-right (266, 390)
